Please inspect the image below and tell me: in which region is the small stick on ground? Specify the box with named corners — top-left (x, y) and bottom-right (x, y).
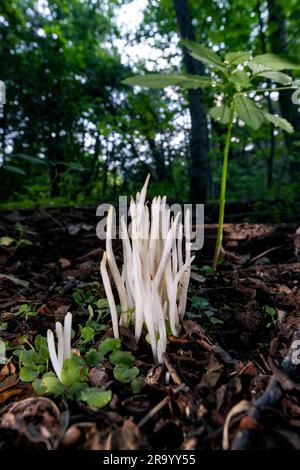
top-left (162, 353), bottom-right (182, 385)
top-left (138, 384), bottom-right (186, 428)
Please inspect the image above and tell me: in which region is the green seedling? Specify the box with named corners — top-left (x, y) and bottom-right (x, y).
top-left (263, 305), bottom-right (277, 328)
top-left (16, 303), bottom-right (38, 320)
top-left (187, 295), bottom-right (223, 325)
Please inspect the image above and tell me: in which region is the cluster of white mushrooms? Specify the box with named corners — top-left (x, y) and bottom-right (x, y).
top-left (100, 176), bottom-right (194, 363)
top-left (47, 312), bottom-right (72, 381)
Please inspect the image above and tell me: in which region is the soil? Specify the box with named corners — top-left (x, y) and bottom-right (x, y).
top-left (0, 206), bottom-right (300, 450)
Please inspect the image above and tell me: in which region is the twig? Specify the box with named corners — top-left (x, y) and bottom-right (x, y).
top-left (39, 209), bottom-right (65, 229)
top-left (138, 384), bottom-right (185, 428)
top-left (0, 274), bottom-right (29, 288)
top-left (249, 245), bottom-right (282, 265)
top-left (230, 329), bottom-right (300, 449)
top-left (162, 353), bottom-right (182, 385)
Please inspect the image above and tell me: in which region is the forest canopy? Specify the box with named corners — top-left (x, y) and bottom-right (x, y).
top-left (0, 0), bottom-right (300, 216)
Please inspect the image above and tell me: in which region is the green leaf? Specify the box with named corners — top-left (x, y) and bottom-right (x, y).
top-left (19, 349), bottom-right (40, 367)
top-left (15, 153), bottom-right (46, 165)
top-left (0, 236), bottom-right (15, 247)
top-left (181, 39), bottom-right (224, 69)
top-left (256, 71), bottom-right (292, 85)
top-left (109, 350), bottom-right (135, 367)
top-left (225, 51), bottom-right (252, 65)
top-left (34, 335), bottom-right (49, 363)
top-left (191, 296), bottom-right (209, 308)
top-left (235, 95), bottom-right (264, 130)
top-left (0, 322), bottom-right (8, 331)
top-left (209, 105), bottom-right (232, 124)
top-left (66, 382), bottom-right (89, 400)
top-left (131, 376), bottom-right (144, 394)
top-left (252, 53), bottom-right (300, 71)
top-left (2, 165), bottom-right (26, 175)
top-left (60, 355), bottom-right (88, 387)
top-left (86, 348), bottom-right (103, 366)
top-left (231, 71), bottom-right (251, 90)
top-left (33, 371), bottom-right (65, 397)
top-left (265, 113), bottom-right (294, 133)
top-left (32, 378), bottom-right (44, 395)
top-left (264, 306), bottom-right (276, 316)
top-left (19, 365), bottom-right (41, 382)
top-left (209, 317), bottom-right (224, 325)
top-left (98, 337), bottom-right (122, 360)
top-left (41, 373), bottom-right (64, 396)
top-left (80, 387), bottom-right (112, 408)
top-left (80, 326), bottom-right (94, 343)
top-left (248, 62), bottom-right (272, 74)
top-left (113, 365), bottom-right (139, 384)
top-left (123, 73), bottom-right (212, 90)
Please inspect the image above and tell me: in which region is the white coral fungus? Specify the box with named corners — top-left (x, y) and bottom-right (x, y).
top-left (100, 176), bottom-right (194, 363)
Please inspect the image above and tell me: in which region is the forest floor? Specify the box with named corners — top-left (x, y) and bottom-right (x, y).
top-left (0, 206), bottom-right (300, 450)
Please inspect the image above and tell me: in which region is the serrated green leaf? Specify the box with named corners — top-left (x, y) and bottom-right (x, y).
top-left (109, 350), bottom-right (135, 367)
top-left (60, 355), bottom-right (88, 387)
top-left (231, 71), bottom-right (251, 90)
top-left (225, 51), bottom-right (252, 65)
top-left (80, 387), bottom-right (112, 408)
top-left (123, 73), bottom-right (212, 90)
top-left (209, 105), bottom-right (232, 124)
top-left (113, 365), bottom-right (139, 384)
top-left (98, 337), bottom-right (122, 360)
top-left (181, 39), bottom-right (224, 69)
top-left (265, 113), bottom-right (294, 133)
top-left (248, 62), bottom-right (272, 74)
top-left (235, 95), bottom-right (264, 130)
top-left (131, 376), bottom-right (144, 394)
top-left (256, 71), bottom-right (292, 85)
top-left (252, 53), bottom-right (300, 71)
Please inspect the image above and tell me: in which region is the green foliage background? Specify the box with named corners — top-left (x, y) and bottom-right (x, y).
top-left (0, 0), bottom-right (300, 218)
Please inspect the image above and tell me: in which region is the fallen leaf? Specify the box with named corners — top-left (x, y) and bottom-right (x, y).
top-left (58, 258), bottom-right (72, 269)
top-left (104, 419), bottom-right (140, 450)
top-left (0, 237), bottom-right (15, 247)
top-left (0, 373), bottom-right (19, 393)
top-left (0, 397), bottom-right (69, 449)
top-left (0, 387), bottom-right (24, 404)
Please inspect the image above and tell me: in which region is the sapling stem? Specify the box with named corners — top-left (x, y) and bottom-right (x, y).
top-left (212, 104), bottom-right (235, 271)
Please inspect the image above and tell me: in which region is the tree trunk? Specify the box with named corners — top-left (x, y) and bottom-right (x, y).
top-left (257, 0), bottom-right (276, 188)
top-left (173, 0), bottom-right (209, 203)
top-left (147, 137), bottom-right (167, 181)
top-left (267, 0), bottom-right (300, 173)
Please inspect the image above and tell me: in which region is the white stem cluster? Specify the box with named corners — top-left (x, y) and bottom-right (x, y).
top-left (100, 176), bottom-right (194, 363)
top-left (47, 312), bottom-right (72, 381)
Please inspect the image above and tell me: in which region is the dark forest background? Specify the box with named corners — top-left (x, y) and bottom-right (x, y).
top-left (0, 0), bottom-right (300, 219)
